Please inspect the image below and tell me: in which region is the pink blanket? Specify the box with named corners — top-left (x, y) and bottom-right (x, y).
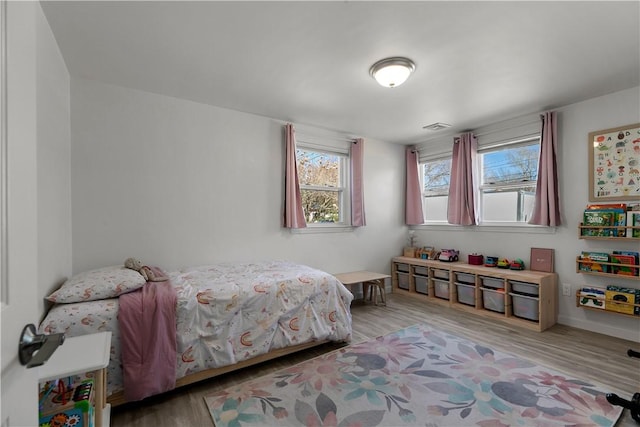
top-left (118, 266), bottom-right (177, 402)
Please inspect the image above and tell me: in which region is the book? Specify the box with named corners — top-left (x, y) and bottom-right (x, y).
top-left (579, 251), bottom-right (610, 273)
top-left (579, 287), bottom-right (606, 309)
top-left (610, 253), bottom-right (639, 276)
top-left (626, 211), bottom-right (640, 238)
top-left (606, 285), bottom-right (640, 315)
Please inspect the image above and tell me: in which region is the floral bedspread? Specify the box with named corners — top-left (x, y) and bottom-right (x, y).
top-left (39, 261), bottom-right (353, 397)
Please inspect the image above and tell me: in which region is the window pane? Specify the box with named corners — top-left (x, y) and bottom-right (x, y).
top-left (300, 189), bottom-right (340, 223)
top-left (482, 144), bottom-right (539, 185)
top-left (423, 158), bottom-right (451, 195)
top-left (424, 195), bottom-right (449, 222)
top-left (482, 187), bottom-right (536, 222)
top-left (296, 149), bottom-right (340, 187)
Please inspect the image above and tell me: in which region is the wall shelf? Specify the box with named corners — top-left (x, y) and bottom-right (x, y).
top-left (578, 223), bottom-right (640, 240)
top-left (575, 291), bottom-right (640, 319)
top-left (575, 256), bottom-right (640, 281)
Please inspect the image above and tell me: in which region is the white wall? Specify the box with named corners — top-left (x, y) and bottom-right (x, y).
top-left (70, 78), bottom-right (405, 277)
top-left (411, 86), bottom-right (640, 342)
top-left (36, 3), bottom-right (71, 312)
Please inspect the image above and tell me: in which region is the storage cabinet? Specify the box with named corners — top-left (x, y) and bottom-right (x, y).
top-left (391, 256), bottom-right (558, 332)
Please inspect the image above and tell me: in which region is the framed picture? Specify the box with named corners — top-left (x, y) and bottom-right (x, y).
top-left (588, 123), bottom-right (640, 201)
top-left (530, 248), bottom-right (554, 273)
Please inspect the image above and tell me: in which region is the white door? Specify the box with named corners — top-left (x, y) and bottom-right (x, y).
top-left (1, 1), bottom-right (40, 426)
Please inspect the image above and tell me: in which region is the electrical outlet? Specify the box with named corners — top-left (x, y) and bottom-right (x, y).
top-left (562, 283), bottom-right (572, 296)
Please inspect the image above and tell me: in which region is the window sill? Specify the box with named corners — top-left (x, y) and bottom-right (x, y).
top-left (290, 225), bottom-right (355, 234)
top-left (410, 223), bottom-right (557, 234)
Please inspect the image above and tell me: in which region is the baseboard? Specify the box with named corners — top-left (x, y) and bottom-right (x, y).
top-left (558, 314), bottom-right (640, 343)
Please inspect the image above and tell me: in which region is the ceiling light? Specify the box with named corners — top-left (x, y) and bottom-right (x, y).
top-left (369, 57), bottom-right (416, 88)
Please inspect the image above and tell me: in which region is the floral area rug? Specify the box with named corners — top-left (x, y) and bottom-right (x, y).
top-left (204, 323), bottom-right (623, 426)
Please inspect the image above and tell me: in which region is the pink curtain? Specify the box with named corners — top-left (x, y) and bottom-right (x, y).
top-left (405, 147), bottom-right (424, 225)
top-left (447, 132), bottom-right (478, 225)
top-left (283, 124), bottom-right (306, 228)
top-left (350, 138), bottom-right (366, 227)
top-left (529, 111), bottom-right (562, 226)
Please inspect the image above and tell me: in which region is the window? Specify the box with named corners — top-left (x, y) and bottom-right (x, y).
top-left (479, 139), bottom-right (540, 223)
top-left (422, 157), bottom-right (451, 222)
top-left (296, 147), bottom-right (349, 225)
top-left (419, 138), bottom-right (540, 224)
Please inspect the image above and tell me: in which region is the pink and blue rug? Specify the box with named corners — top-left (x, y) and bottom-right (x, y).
top-left (204, 323), bottom-right (623, 426)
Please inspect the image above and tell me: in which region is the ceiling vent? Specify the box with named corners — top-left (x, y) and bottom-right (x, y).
top-left (422, 122), bottom-right (452, 131)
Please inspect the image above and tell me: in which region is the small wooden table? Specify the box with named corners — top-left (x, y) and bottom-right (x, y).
top-left (334, 271), bottom-right (390, 306)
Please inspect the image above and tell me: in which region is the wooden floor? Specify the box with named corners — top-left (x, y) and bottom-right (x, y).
top-left (111, 293), bottom-right (640, 426)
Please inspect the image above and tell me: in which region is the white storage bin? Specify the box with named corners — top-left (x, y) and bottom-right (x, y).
top-left (432, 268), bottom-right (450, 280)
top-left (481, 287), bottom-right (505, 313)
top-left (415, 275), bottom-right (428, 294)
top-left (455, 272), bottom-right (475, 284)
top-left (397, 272), bottom-right (409, 290)
top-left (414, 266), bottom-right (429, 276)
top-left (481, 276), bottom-right (505, 290)
top-left (510, 280), bottom-right (539, 297)
top-left (396, 263), bottom-right (410, 273)
top-left (433, 279), bottom-right (450, 300)
top-left (510, 292), bottom-right (540, 321)
top-left (455, 282), bottom-right (475, 306)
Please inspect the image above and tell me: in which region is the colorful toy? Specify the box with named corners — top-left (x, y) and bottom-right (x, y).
top-left (484, 256), bottom-right (498, 267)
top-left (438, 249), bottom-right (459, 262)
top-left (39, 376), bottom-right (94, 427)
top-left (497, 258), bottom-right (510, 269)
top-left (510, 258), bottom-right (525, 270)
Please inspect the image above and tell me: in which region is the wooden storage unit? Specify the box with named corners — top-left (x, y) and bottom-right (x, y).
top-left (391, 256), bottom-right (558, 331)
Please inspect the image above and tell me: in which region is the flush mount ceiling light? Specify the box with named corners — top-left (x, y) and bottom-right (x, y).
top-left (369, 57), bottom-right (416, 88)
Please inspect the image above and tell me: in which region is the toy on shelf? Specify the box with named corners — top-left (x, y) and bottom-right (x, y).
top-left (497, 258), bottom-right (510, 269)
top-left (438, 249), bottom-right (459, 262)
top-left (484, 256), bottom-right (498, 267)
top-left (510, 259), bottom-right (525, 270)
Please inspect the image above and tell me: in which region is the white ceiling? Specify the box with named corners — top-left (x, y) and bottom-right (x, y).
top-left (41, 1), bottom-right (640, 144)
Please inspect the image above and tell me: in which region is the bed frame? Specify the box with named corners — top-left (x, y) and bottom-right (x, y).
top-left (107, 339), bottom-right (331, 407)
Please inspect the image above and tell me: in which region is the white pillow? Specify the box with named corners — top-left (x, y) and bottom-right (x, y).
top-left (46, 266), bottom-right (146, 303)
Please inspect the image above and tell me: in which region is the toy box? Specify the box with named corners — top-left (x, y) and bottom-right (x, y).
top-left (39, 376), bottom-right (94, 427)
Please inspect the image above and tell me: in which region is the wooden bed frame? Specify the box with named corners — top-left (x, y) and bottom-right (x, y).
top-left (107, 339), bottom-right (331, 407)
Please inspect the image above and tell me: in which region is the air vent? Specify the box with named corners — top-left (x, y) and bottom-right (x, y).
top-left (422, 122), bottom-right (452, 131)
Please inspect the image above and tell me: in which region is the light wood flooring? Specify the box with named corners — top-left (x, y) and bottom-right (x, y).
top-left (111, 293), bottom-right (640, 426)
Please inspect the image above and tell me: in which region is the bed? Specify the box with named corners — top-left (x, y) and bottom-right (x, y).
top-left (38, 260), bottom-right (353, 406)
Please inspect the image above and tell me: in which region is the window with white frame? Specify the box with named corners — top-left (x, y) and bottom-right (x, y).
top-left (419, 138), bottom-right (540, 224)
top-left (296, 146), bottom-right (350, 225)
top-left (479, 138), bottom-right (540, 223)
top-left (422, 157), bottom-right (451, 222)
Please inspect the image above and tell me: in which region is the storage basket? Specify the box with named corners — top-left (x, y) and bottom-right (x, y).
top-left (481, 276), bottom-right (505, 290)
top-left (509, 280), bottom-right (539, 297)
top-left (455, 282), bottom-right (475, 306)
top-left (481, 287), bottom-right (505, 313)
top-left (432, 269), bottom-right (450, 280)
top-left (397, 272), bottom-right (409, 290)
top-left (433, 279), bottom-right (449, 300)
top-left (414, 275), bottom-right (428, 294)
top-left (396, 263), bottom-right (410, 273)
top-left (455, 272), bottom-right (475, 284)
top-left (414, 266), bottom-right (429, 276)
top-left (510, 292), bottom-right (540, 321)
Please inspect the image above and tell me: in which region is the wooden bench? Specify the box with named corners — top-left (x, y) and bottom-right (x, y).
top-left (333, 271), bottom-right (390, 306)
